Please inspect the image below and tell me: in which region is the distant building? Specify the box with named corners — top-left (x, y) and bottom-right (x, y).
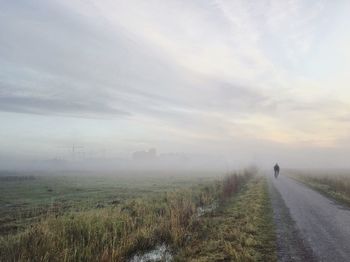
top-left (132, 148), bottom-right (157, 161)
top-left (159, 153), bottom-right (188, 162)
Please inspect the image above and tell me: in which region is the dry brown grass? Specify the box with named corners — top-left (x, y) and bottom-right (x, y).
top-left (175, 177), bottom-right (276, 261)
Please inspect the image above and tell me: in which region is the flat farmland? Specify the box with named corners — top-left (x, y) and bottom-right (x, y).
top-left (0, 171), bottom-right (218, 236)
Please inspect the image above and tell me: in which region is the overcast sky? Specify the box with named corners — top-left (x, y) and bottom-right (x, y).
top-left (1, 0), bottom-right (350, 168)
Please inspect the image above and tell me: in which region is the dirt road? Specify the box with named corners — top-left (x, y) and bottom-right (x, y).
top-left (270, 175), bottom-right (350, 262)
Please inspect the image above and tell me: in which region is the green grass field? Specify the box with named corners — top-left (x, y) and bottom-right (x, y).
top-left (0, 172), bottom-right (217, 236)
top-left (0, 169), bottom-right (276, 261)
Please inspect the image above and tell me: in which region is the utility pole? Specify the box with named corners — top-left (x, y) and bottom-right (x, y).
top-left (57, 144), bottom-right (84, 160)
top-left (72, 144), bottom-right (84, 160)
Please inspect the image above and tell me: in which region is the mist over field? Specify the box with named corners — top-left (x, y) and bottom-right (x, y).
top-left (2, 2), bottom-right (350, 261)
top-left (1, 0), bottom-right (350, 171)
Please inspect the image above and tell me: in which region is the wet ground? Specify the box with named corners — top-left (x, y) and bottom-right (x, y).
top-left (129, 244), bottom-right (172, 262)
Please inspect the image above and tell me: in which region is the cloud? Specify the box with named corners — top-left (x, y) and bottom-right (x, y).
top-left (1, 0), bottom-right (350, 165)
top-left (0, 95), bottom-right (130, 118)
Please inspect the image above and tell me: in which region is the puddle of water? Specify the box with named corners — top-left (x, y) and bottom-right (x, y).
top-left (197, 201), bottom-right (218, 217)
top-left (129, 243), bottom-right (173, 262)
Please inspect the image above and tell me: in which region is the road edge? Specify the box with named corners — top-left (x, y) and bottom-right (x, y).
top-left (267, 177), bottom-right (317, 262)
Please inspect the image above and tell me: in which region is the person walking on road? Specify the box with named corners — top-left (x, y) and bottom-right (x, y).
top-left (274, 163), bottom-right (280, 178)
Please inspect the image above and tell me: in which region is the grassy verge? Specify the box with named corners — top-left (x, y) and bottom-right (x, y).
top-left (175, 177), bottom-right (277, 261)
top-left (0, 171), bottom-right (255, 261)
top-left (289, 173), bottom-right (350, 207)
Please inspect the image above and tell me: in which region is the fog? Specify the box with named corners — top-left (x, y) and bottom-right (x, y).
top-left (1, 1), bottom-right (350, 172)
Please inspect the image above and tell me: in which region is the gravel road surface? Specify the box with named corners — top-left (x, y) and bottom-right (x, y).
top-left (270, 175), bottom-right (350, 262)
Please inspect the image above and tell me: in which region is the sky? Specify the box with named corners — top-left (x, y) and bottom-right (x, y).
top-left (1, 0), bottom-right (350, 169)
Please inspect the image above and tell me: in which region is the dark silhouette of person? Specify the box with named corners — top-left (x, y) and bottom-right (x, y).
top-left (274, 163), bottom-right (280, 178)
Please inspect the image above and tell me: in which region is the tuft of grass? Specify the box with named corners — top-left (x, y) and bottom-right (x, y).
top-left (289, 172), bottom-right (350, 206)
